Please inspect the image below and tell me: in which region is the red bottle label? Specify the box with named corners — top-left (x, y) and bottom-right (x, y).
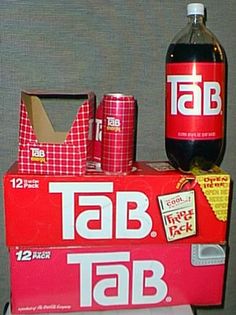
top-left (166, 63), bottom-right (225, 140)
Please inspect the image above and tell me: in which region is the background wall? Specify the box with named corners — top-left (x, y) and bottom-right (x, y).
top-left (0, 1), bottom-right (235, 314)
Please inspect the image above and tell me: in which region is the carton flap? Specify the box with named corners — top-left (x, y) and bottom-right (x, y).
top-left (21, 92), bottom-right (67, 143)
top-left (20, 91), bottom-right (93, 144)
top-left (22, 89), bottom-right (93, 98)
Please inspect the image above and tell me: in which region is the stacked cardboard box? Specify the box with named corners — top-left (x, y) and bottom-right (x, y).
top-left (3, 91), bottom-right (232, 314)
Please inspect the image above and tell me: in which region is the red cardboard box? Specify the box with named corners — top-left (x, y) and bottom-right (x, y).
top-left (18, 90), bottom-right (95, 176)
top-left (3, 161), bottom-right (230, 247)
top-left (9, 243), bottom-right (226, 313)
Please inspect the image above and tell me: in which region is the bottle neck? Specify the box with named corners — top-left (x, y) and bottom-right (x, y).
top-left (188, 14), bottom-right (204, 25)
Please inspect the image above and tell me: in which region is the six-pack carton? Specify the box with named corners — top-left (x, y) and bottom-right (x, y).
top-left (18, 90), bottom-right (95, 176)
top-left (9, 244), bottom-right (226, 313)
top-left (4, 161), bottom-right (230, 247)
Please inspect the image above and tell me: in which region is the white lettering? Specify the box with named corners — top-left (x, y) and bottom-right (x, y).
top-left (30, 147), bottom-right (45, 157)
top-left (107, 116), bottom-right (120, 127)
top-left (76, 196), bottom-right (112, 239)
top-left (49, 182), bottom-right (113, 240)
top-left (67, 252), bottom-right (130, 307)
top-left (94, 264), bottom-right (129, 305)
top-left (116, 192), bottom-right (151, 238)
top-left (67, 251), bottom-right (168, 307)
top-left (167, 75), bottom-right (222, 116)
top-left (132, 260), bottom-right (168, 304)
top-left (49, 182), bottom-right (152, 241)
top-left (203, 82), bottom-right (222, 115)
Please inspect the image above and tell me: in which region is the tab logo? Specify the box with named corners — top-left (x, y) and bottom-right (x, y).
top-left (167, 74), bottom-right (222, 116)
top-left (106, 116), bottom-right (121, 132)
top-left (67, 251), bottom-right (168, 307)
top-left (30, 147), bottom-right (46, 163)
top-left (49, 182), bottom-right (153, 240)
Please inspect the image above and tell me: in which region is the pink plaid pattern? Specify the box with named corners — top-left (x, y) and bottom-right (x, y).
top-left (101, 94), bottom-right (135, 174)
top-left (18, 93), bottom-right (95, 176)
top-left (19, 100), bottom-right (38, 144)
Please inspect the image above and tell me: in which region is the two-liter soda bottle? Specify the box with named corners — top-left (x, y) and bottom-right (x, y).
top-left (165, 3), bottom-right (226, 171)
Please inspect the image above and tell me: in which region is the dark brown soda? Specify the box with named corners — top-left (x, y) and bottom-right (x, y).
top-left (165, 43), bottom-right (226, 171)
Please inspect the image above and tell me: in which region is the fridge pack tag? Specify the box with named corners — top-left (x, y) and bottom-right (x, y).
top-left (158, 190), bottom-right (196, 241)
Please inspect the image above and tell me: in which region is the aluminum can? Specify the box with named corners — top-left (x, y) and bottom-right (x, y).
top-left (101, 93), bottom-right (136, 174)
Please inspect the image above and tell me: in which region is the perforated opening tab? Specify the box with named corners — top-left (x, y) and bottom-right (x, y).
top-left (191, 244), bottom-right (226, 266)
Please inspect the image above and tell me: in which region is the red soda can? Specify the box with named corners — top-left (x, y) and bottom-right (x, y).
top-left (101, 93), bottom-right (136, 175)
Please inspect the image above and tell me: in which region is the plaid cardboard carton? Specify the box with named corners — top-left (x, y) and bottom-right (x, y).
top-left (18, 90), bottom-right (95, 176)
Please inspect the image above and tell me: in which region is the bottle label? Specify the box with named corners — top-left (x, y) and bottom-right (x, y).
top-left (166, 62), bottom-right (225, 140)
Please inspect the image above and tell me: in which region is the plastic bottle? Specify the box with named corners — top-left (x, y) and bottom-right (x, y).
top-left (165, 3), bottom-right (226, 171)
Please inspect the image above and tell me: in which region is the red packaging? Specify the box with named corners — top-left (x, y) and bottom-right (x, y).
top-left (9, 243), bottom-right (226, 313)
top-left (18, 90), bottom-right (95, 176)
top-left (101, 94), bottom-right (136, 174)
top-left (3, 161), bottom-right (231, 247)
top-left (166, 63), bottom-right (225, 140)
